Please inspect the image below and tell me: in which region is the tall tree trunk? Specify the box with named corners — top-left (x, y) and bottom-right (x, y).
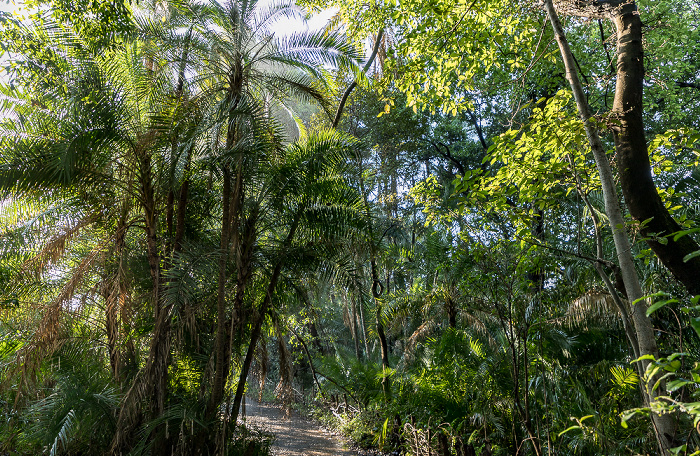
top-left (275, 319), bottom-right (294, 415)
top-left (256, 336), bottom-right (268, 402)
top-left (340, 291), bottom-right (362, 359)
top-left (358, 292), bottom-right (370, 358)
top-left (352, 297), bottom-right (363, 359)
top-left (106, 213), bottom-right (130, 383)
top-left (445, 296), bottom-right (457, 329)
top-left (229, 215), bottom-right (301, 428)
top-left (113, 153), bottom-right (171, 455)
top-left (209, 169), bottom-right (232, 417)
top-left (544, 1), bottom-right (678, 452)
top-left (371, 257), bottom-right (391, 397)
top-left (308, 320), bottom-right (325, 355)
top-left (609, 3), bottom-right (700, 295)
top-left (173, 178), bottom-right (189, 253)
top-left (358, 155), bottom-right (390, 391)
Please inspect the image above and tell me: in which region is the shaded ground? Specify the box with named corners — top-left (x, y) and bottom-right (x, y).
top-left (243, 397), bottom-right (355, 456)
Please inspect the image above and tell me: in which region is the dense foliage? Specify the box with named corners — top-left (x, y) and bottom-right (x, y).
top-left (1, 0), bottom-right (700, 455)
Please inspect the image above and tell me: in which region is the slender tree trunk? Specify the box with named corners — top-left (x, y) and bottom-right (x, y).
top-left (141, 154), bottom-right (172, 427)
top-left (113, 152), bottom-right (171, 455)
top-left (105, 284), bottom-right (119, 380)
top-left (106, 214), bottom-right (130, 383)
top-left (209, 169), bottom-right (232, 416)
top-left (544, 1), bottom-right (677, 452)
top-left (352, 299), bottom-right (362, 359)
top-left (358, 156), bottom-right (390, 391)
top-left (308, 320), bottom-right (325, 355)
top-left (289, 326), bottom-right (328, 401)
top-left (229, 215), bottom-right (301, 428)
top-left (256, 336), bottom-right (268, 401)
top-left (173, 172), bottom-right (190, 254)
top-left (446, 297), bottom-right (457, 328)
top-left (341, 291), bottom-right (362, 359)
top-left (371, 257), bottom-right (391, 398)
top-left (275, 318), bottom-right (294, 415)
top-left (332, 29), bottom-right (385, 128)
top-left (165, 189), bottom-right (175, 255)
top-left (358, 294), bottom-right (370, 358)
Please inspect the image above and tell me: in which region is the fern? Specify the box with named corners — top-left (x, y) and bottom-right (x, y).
top-left (49, 409), bottom-right (75, 456)
top-left (610, 365), bottom-right (639, 390)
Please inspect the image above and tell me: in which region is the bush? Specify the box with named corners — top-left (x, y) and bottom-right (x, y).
top-left (229, 423), bottom-right (275, 456)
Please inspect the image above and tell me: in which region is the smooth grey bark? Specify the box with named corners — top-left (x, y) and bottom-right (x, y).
top-left (568, 155), bottom-right (641, 359)
top-left (544, 1), bottom-right (677, 453)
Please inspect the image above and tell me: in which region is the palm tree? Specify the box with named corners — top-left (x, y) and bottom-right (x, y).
top-left (0, 15), bottom-right (224, 451)
top-left (156, 0), bottom-right (360, 440)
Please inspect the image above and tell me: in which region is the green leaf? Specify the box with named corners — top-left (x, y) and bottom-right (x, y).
top-left (665, 360), bottom-right (682, 372)
top-left (610, 366), bottom-right (639, 388)
top-left (684, 250), bottom-right (700, 263)
top-left (558, 425), bottom-right (581, 436)
top-left (669, 444), bottom-right (687, 455)
top-left (690, 317), bottom-right (700, 339)
top-left (632, 354), bottom-right (657, 363)
top-left (672, 229), bottom-right (700, 242)
top-left (667, 379), bottom-right (691, 392)
top-left (646, 298), bottom-right (678, 316)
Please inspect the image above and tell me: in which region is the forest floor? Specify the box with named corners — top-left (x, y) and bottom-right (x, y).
top-left (243, 396), bottom-right (356, 456)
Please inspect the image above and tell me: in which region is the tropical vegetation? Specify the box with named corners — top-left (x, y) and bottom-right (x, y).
top-left (1, 0), bottom-right (700, 455)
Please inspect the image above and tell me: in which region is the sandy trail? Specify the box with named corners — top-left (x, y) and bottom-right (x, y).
top-left (243, 397), bottom-right (355, 456)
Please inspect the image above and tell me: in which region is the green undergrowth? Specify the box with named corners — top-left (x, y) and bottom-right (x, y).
top-left (230, 424), bottom-right (275, 456)
top-left (309, 403), bottom-right (377, 450)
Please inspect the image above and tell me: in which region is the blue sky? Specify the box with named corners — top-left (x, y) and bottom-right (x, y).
top-left (0, 1), bottom-right (334, 32)
top-left (0, 1), bottom-right (336, 84)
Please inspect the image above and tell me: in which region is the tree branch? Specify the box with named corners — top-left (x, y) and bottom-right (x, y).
top-left (677, 81), bottom-right (700, 90)
top-left (332, 29), bottom-right (385, 128)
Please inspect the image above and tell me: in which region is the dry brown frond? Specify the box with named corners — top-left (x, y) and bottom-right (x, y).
top-left (566, 289), bottom-right (622, 330)
top-left (35, 242), bottom-right (106, 350)
top-left (403, 321), bottom-right (436, 363)
top-left (21, 214), bottom-right (98, 278)
top-left (5, 237), bottom-right (111, 404)
top-left (462, 311), bottom-right (499, 349)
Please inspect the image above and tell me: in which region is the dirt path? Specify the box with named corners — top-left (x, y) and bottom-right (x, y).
top-left (243, 396), bottom-right (355, 456)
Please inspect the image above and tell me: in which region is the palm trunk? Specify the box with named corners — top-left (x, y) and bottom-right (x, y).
top-left (352, 298), bottom-right (363, 359)
top-left (173, 176), bottom-right (189, 253)
top-left (209, 169), bottom-right (232, 415)
top-left (358, 157), bottom-right (390, 389)
top-left (229, 215), bottom-right (301, 427)
top-left (256, 336), bottom-right (269, 401)
top-left (106, 214), bottom-right (129, 382)
top-left (446, 297), bottom-right (457, 328)
top-left (543, 1), bottom-right (677, 452)
top-left (113, 153), bottom-right (170, 455)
